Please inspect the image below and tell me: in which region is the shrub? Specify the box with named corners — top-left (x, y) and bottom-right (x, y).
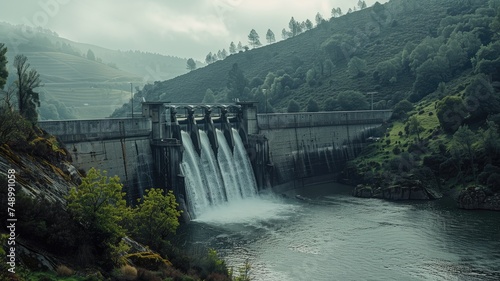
top-left (287, 100), bottom-right (300, 113)
top-left (56, 265), bottom-right (74, 277)
top-left (436, 96), bottom-right (466, 133)
top-left (124, 252), bottom-right (172, 271)
top-left (120, 264), bottom-right (138, 279)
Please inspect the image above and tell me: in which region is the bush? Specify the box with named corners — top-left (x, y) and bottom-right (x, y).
top-left (337, 90), bottom-right (369, 110)
top-left (124, 252), bottom-right (172, 271)
top-left (56, 265), bottom-right (74, 277)
top-left (120, 264), bottom-right (138, 278)
top-left (436, 96), bottom-right (466, 133)
top-left (487, 173), bottom-right (500, 191)
top-left (287, 100), bottom-right (300, 113)
top-left (392, 100), bottom-right (414, 119)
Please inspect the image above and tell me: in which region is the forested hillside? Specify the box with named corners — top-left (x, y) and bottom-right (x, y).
top-left (111, 0), bottom-right (483, 115)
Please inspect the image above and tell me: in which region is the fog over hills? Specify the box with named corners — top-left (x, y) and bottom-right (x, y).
top-left (0, 22), bottom-right (200, 119)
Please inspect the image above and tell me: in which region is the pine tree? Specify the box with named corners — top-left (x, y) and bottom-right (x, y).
top-left (186, 58), bottom-right (196, 71)
top-left (248, 29), bottom-right (262, 48)
top-left (266, 29), bottom-right (276, 44)
top-left (229, 41), bottom-right (237, 54)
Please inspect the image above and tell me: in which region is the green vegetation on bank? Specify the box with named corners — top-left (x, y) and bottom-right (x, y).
top-left (1, 166), bottom-right (251, 281)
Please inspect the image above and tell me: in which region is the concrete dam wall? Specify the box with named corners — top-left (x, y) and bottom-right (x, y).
top-left (255, 110), bottom-right (392, 187)
top-left (39, 118), bottom-right (154, 200)
top-left (40, 104), bottom-right (392, 208)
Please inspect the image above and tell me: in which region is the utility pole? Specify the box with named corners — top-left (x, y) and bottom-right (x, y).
top-left (130, 82), bottom-right (134, 118)
top-left (263, 88), bottom-right (267, 113)
top-left (367, 92), bottom-right (377, 110)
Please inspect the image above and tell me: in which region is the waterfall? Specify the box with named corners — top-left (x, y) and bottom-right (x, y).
top-left (180, 128), bottom-right (258, 218)
top-left (216, 129), bottom-right (242, 201)
top-left (180, 131), bottom-right (210, 217)
top-left (199, 131), bottom-right (226, 205)
top-left (232, 128), bottom-right (258, 197)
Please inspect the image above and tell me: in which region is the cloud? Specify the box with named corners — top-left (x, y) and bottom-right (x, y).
top-left (0, 0), bottom-right (388, 60)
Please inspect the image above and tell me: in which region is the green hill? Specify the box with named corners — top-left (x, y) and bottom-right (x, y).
top-left (111, 0), bottom-right (463, 115)
top-left (0, 22), bottom-right (202, 119)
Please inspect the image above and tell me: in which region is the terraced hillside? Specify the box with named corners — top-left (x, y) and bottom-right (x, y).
top-left (4, 50), bottom-right (141, 119)
top-left (0, 22), bottom-right (200, 120)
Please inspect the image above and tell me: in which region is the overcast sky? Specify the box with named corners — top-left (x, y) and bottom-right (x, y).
top-left (0, 0), bottom-right (388, 61)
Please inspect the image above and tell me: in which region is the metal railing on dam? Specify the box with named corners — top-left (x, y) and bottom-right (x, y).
top-left (39, 118), bottom-right (152, 143)
top-left (257, 110), bottom-right (393, 130)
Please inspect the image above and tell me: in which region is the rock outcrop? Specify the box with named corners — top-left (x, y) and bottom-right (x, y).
top-left (457, 186), bottom-right (500, 211)
top-left (353, 178), bottom-right (442, 200)
top-left (0, 144), bottom-right (80, 203)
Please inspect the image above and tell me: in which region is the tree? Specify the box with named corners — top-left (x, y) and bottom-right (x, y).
top-left (66, 168), bottom-right (131, 264)
top-left (0, 109), bottom-right (32, 145)
top-left (186, 58), bottom-right (197, 71)
top-left (324, 59), bottom-right (334, 76)
top-left (306, 98), bottom-right (320, 112)
top-left (304, 19), bottom-right (313, 30)
top-left (315, 12), bottom-right (325, 25)
top-left (408, 116), bottom-right (424, 141)
top-left (463, 74), bottom-right (500, 120)
top-left (0, 43), bottom-right (7, 90)
top-left (412, 56), bottom-right (450, 101)
top-left (358, 0), bottom-right (367, 10)
top-left (86, 49), bottom-right (96, 61)
top-left (237, 41), bottom-right (243, 52)
top-left (479, 121), bottom-right (500, 164)
top-left (203, 89), bottom-right (216, 103)
top-left (337, 90), bottom-right (369, 110)
top-left (347, 56), bottom-right (367, 77)
top-left (281, 28), bottom-right (291, 39)
top-left (205, 52), bottom-right (214, 64)
top-left (321, 34), bottom-right (356, 62)
top-left (437, 96), bottom-right (467, 133)
top-left (473, 41), bottom-right (500, 78)
top-left (248, 29), bottom-right (262, 48)
top-left (323, 97), bottom-right (336, 111)
top-left (229, 41), bottom-right (237, 54)
top-left (227, 63), bottom-right (248, 101)
top-left (331, 8), bottom-right (342, 18)
top-left (451, 125), bottom-right (478, 181)
top-left (266, 29), bottom-right (276, 44)
top-left (289, 17), bottom-right (300, 37)
top-left (14, 55), bottom-right (41, 124)
top-left (220, 49), bottom-right (228, 59)
top-left (287, 99), bottom-right (300, 112)
top-left (392, 99), bottom-right (414, 119)
top-left (132, 189), bottom-right (180, 250)
top-left (374, 60), bottom-right (399, 85)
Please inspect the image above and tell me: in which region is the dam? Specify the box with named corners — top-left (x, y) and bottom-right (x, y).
top-left (39, 102), bottom-right (392, 218)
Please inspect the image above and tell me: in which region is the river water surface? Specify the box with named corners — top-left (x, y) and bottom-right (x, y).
top-left (179, 183), bottom-right (500, 281)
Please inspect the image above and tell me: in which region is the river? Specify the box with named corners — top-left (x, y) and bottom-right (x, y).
top-left (178, 182), bottom-right (500, 281)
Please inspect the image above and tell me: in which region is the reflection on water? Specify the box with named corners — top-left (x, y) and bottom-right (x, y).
top-left (179, 182), bottom-right (500, 281)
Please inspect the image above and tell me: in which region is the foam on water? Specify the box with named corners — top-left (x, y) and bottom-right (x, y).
top-left (193, 194), bottom-right (299, 225)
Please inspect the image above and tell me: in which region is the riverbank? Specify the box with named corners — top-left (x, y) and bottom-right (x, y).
top-left (353, 182), bottom-right (500, 211)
